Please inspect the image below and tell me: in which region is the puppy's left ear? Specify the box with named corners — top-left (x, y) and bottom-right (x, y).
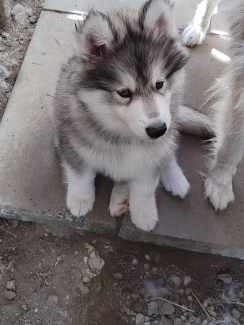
top-left (140, 0), bottom-right (177, 37)
top-left (74, 10), bottom-right (114, 62)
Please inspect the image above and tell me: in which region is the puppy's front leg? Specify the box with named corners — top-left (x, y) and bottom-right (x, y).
top-left (129, 173), bottom-right (159, 232)
top-left (160, 156), bottom-right (190, 199)
top-left (63, 162), bottom-right (96, 217)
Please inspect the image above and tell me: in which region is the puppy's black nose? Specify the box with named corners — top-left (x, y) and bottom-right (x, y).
top-left (146, 123), bottom-right (167, 139)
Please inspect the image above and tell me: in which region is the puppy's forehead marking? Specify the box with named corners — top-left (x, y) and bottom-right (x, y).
top-left (117, 69), bottom-right (136, 91)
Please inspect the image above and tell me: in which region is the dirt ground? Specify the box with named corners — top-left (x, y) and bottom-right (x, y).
top-left (1, 220), bottom-right (244, 325)
top-left (1, 1), bottom-right (244, 325)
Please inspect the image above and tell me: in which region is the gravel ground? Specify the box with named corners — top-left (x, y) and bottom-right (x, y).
top-left (1, 1), bottom-right (244, 324)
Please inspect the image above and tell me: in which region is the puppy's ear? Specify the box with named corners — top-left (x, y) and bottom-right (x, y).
top-left (75, 10), bottom-right (113, 61)
top-left (139, 0), bottom-right (177, 38)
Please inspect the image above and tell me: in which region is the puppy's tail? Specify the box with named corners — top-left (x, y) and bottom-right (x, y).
top-left (176, 105), bottom-right (214, 138)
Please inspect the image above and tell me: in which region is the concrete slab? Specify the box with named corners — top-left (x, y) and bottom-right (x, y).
top-left (119, 135), bottom-right (244, 260)
top-left (0, 5), bottom-right (239, 258)
top-left (0, 11), bottom-right (117, 235)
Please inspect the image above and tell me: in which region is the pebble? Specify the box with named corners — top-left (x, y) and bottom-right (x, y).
top-left (232, 308), bottom-right (241, 320)
top-left (132, 258), bottom-right (138, 266)
top-left (21, 304), bottom-right (28, 311)
top-left (161, 302), bottom-right (175, 315)
top-left (11, 4), bottom-right (31, 25)
top-left (169, 275), bottom-right (181, 288)
top-left (82, 276), bottom-right (90, 284)
top-left (87, 250), bottom-right (105, 275)
top-left (135, 313), bottom-right (144, 324)
top-left (217, 273), bottom-right (233, 285)
top-left (183, 276), bottom-right (192, 287)
top-left (6, 280), bottom-right (16, 291)
top-left (4, 289), bottom-right (16, 300)
top-left (145, 254), bottom-right (151, 261)
top-left (29, 15), bottom-right (38, 24)
top-left (79, 283), bottom-right (90, 295)
top-left (113, 273), bottom-right (123, 280)
top-left (47, 295), bottom-right (58, 305)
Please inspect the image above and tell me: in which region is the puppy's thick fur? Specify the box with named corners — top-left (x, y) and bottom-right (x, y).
top-left (204, 0), bottom-right (244, 210)
top-left (53, 0), bottom-right (191, 231)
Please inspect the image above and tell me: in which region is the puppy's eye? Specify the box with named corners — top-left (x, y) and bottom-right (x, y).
top-left (116, 89), bottom-right (132, 98)
top-left (155, 81), bottom-right (165, 90)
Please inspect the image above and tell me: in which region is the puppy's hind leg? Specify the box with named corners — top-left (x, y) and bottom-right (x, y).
top-left (63, 162), bottom-right (96, 217)
top-left (182, 0), bottom-right (220, 47)
top-left (160, 155), bottom-right (190, 199)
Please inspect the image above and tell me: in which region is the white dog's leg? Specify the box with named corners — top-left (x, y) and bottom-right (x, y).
top-left (129, 173), bottom-right (159, 232)
top-left (160, 156), bottom-right (190, 199)
top-left (205, 91), bottom-right (244, 210)
top-left (63, 162), bottom-right (96, 217)
top-left (109, 182), bottom-right (129, 217)
top-left (182, 0), bottom-right (220, 47)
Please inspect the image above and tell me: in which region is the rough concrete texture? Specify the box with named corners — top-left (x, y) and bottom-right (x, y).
top-left (0, 2), bottom-right (241, 257)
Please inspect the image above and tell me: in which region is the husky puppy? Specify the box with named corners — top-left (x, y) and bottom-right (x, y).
top-left (204, 0), bottom-right (244, 210)
top-left (53, 0), bottom-right (191, 231)
top-left (182, 0), bottom-right (220, 47)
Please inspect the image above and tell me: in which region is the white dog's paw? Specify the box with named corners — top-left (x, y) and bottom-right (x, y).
top-left (182, 24), bottom-right (207, 47)
top-left (66, 190), bottom-right (95, 217)
top-left (130, 202), bottom-right (158, 232)
top-left (109, 184), bottom-right (129, 217)
top-left (205, 176), bottom-right (234, 211)
top-left (161, 161), bottom-right (190, 199)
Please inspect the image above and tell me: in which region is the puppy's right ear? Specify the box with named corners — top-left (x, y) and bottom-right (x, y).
top-left (75, 11), bottom-right (113, 62)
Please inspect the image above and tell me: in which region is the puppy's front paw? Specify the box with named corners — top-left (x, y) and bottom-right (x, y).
top-left (161, 162), bottom-right (190, 199)
top-left (182, 24), bottom-right (207, 47)
top-left (205, 176), bottom-right (234, 211)
top-left (66, 190), bottom-right (95, 217)
top-left (130, 201), bottom-right (158, 232)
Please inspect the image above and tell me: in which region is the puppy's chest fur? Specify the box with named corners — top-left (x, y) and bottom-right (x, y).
top-left (71, 134), bottom-right (175, 180)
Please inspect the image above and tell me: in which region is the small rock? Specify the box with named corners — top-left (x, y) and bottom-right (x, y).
top-left (132, 258), bottom-right (138, 266)
top-left (82, 276), bottom-right (90, 284)
top-left (145, 254), bottom-right (151, 261)
top-left (87, 250), bottom-right (105, 275)
top-left (47, 295), bottom-right (58, 305)
top-left (11, 4), bottom-right (31, 25)
top-left (183, 276), bottom-right (192, 287)
top-left (6, 280), bottom-right (16, 291)
top-left (21, 304), bottom-right (28, 311)
top-left (232, 308), bottom-right (241, 320)
top-left (169, 275), bottom-right (181, 288)
top-left (80, 283), bottom-right (90, 295)
top-left (217, 273), bottom-right (232, 285)
top-left (136, 313), bottom-right (144, 324)
top-left (161, 302), bottom-right (175, 315)
top-left (4, 289), bottom-right (16, 300)
top-left (29, 15), bottom-right (38, 24)
top-left (113, 273), bottom-right (123, 280)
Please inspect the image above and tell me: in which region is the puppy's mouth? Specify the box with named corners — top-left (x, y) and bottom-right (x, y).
top-left (145, 122), bottom-right (167, 139)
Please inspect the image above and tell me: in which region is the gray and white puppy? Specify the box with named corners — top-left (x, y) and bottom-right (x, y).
top-left (205, 0), bottom-right (244, 210)
top-left (53, 0), bottom-right (190, 231)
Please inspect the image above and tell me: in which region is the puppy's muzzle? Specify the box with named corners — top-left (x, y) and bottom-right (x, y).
top-left (146, 122), bottom-right (167, 139)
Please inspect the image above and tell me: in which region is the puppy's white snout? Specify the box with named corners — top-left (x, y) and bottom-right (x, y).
top-left (146, 121), bottom-right (167, 139)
